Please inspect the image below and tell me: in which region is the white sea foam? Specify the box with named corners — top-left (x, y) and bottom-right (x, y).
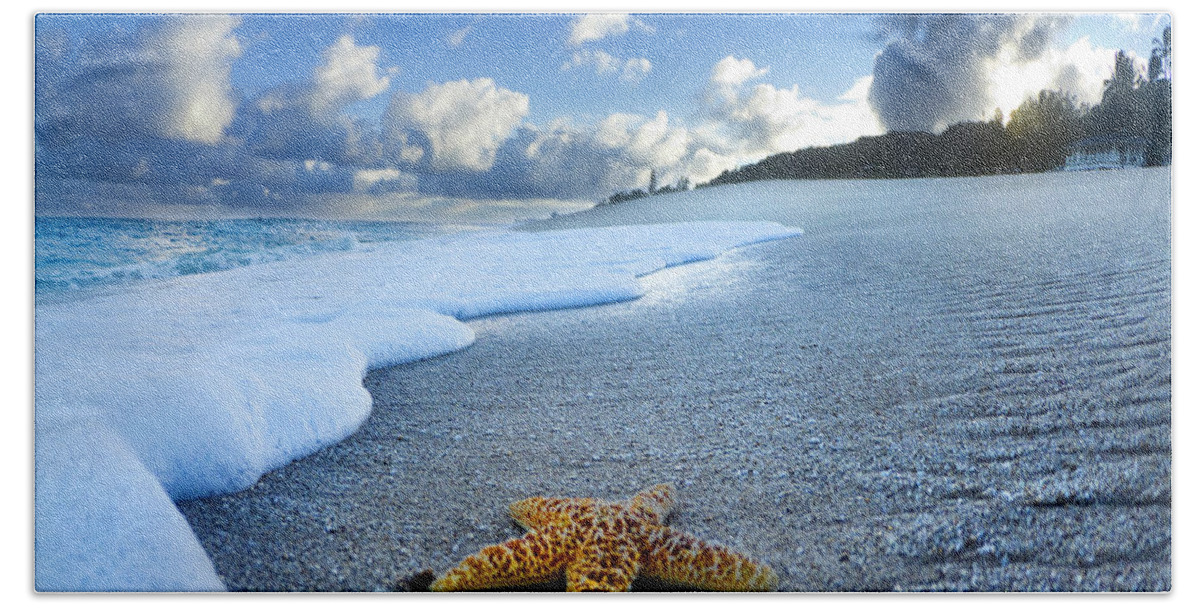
top-left (33, 221), bottom-right (801, 591)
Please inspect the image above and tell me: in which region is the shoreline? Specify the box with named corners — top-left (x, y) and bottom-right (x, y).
top-left (178, 170), bottom-right (1171, 591)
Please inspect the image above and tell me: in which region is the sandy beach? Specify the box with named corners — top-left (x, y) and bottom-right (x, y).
top-left (177, 169), bottom-right (1171, 592)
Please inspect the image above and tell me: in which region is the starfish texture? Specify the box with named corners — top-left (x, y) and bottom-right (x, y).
top-left (429, 483), bottom-right (778, 592)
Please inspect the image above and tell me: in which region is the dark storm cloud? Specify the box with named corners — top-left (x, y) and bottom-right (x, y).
top-left (233, 86), bottom-right (393, 170)
top-left (866, 14), bottom-right (1073, 133)
top-left (35, 15), bottom-right (243, 147)
top-left (34, 16), bottom-right (398, 214)
top-left (412, 125), bottom-right (643, 202)
top-left (35, 132), bottom-right (363, 212)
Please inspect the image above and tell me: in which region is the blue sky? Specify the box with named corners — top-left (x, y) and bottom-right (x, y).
top-left (33, 9), bottom-right (1172, 221)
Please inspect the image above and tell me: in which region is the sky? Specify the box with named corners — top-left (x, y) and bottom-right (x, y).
top-left (33, 9), bottom-right (1172, 222)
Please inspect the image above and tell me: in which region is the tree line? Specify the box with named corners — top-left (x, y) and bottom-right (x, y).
top-left (599, 169), bottom-right (691, 206)
top-left (691, 28), bottom-right (1171, 191)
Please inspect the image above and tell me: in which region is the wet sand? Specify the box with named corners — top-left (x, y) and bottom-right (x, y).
top-left (178, 169), bottom-right (1171, 591)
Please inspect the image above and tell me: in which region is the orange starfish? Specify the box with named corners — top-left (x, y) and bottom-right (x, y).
top-left (429, 483), bottom-right (779, 592)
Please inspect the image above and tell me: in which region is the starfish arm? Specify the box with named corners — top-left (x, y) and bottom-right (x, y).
top-left (509, 496), bottom-right (590, 531)
top-left (565, 540), bottom-right (640, 592)
top-left (430, 530), bottom-right (571, 592)
top-left (629, 483), bottom-right (676, 524)
top-left (639, 527), bottom-right (779, 592)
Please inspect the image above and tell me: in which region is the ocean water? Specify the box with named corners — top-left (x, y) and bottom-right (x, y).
top-left (35, 217), bottom-right (474, 300)
top-left (34, 214), bottom-right (801, 591)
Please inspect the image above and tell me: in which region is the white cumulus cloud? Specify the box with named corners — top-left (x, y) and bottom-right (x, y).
top-left (504, 57), bottom-right (889, 199)
top-left (698, 56), bottom-right (883, 174)
top-left (239, 35), bottom-right (393, 167)
top-left (505, 111), bottom-right (691, 198)
top-left (622, 58), bottom-right (652, 83)
top-left (594, 111), bottom-right (688, 167)
top-left (309, 36), bottom-right (391, 119)
top-left (564, 49), bottom-right (621, 74)
top-left (447, 26), bottom-right (471, 48)
top-left (706, 56), bottom-right (770, 109)
top-left (838, 75), bottom-right (874, 102)
top-left (568, 13), bottom-right (632, 46)
top-left (151, 16), bottom-right (243, 144)
top-left (986, 35), bottom-right (1124, 121)
top-left (386, 78), bottom-right (530, 171)
top-left (710, 56), bottom-right (769, 90)
top-left (563, 51), bottom-right (652, 85)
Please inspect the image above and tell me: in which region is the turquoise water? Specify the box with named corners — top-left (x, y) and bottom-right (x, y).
top-left (34, 217), bottom-right (474, 298)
